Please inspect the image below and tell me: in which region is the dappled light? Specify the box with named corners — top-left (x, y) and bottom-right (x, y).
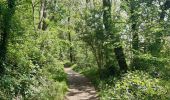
top-left (0, 0), bottom-right (170, 99)
top-left (64, 68), bottom-right (98, 100)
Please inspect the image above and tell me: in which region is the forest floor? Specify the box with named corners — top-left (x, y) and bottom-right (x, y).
top-left (64, 67), bottom-right (99, 100)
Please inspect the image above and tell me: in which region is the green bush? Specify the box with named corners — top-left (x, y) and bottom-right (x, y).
top-left (30, 82), bottom-right (67, 100)
top-left (100, 71), bottom-right (167, 100)
top-left (0, 30), bottom-right (68, 99)
top-left (28, 76), bottom-right (67, 100)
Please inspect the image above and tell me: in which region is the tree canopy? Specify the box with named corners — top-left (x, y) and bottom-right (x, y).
top-left (0, 0), bottom-right (170, 99)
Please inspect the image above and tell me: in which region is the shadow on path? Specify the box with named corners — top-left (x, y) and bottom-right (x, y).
top-left (64, 68), bottom-right (99, 100)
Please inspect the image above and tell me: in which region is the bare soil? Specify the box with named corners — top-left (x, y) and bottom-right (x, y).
top-left (64, 68), bottom-right (99, 100)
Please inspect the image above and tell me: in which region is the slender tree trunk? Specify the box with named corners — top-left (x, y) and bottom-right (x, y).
top-left (103, 0), bottom-right (128, 72)
top-left (90, 43), bottom-right (102, 75)
top-left (31, 0), bottom-right (37, 32)
top-left (68, 28), bottom-right (73, 63)
top-left (103, 0), bottom-right (111, 67)
top-left (130, 1), bottom-right (139, 70)
top-left (38, 0), bottom-right (47, 30)
top-left (0, 0), bottom-right (16, 75)
top-left (68, 12), bottom-right (74, 63)
top-left (59, 48), bottom-right (64, 60)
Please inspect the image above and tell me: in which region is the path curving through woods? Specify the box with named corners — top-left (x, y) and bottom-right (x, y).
top-left (64, 68), bottom-right (99, 100)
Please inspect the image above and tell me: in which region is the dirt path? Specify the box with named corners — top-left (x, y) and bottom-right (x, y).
top-left (64, 68), bottom-right (99, 100)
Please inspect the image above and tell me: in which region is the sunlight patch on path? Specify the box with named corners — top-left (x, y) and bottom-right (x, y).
top-left (64, 68), bottom-right (99, 100)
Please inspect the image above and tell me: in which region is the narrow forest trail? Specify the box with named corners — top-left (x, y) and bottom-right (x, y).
top-left (64, 68), bottom-right (99, 100)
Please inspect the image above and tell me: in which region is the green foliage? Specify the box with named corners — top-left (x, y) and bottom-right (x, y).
top-left (101, 71), bottom-right (167, 100)
top-left (0, 0), bottom-right (68, 99)
top-left (0, 31), bottom-right (68, 99)
top-left (1, 0), bottom-right (170, 99)
top-left (29, 81), bottom-right (67, 100)
top-left (74, 65), bottom-right (168, 100)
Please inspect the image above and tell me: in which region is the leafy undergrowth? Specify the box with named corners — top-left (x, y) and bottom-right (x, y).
top-left (73, 66), bottom-right (169, 100)
top-left (0, 60), bottom-right (68, 100)
top-left (0, 31), bottom-right (68, 99)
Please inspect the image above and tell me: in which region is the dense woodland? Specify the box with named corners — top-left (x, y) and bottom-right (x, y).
top-left (0, 0), bottom-right (170, 99)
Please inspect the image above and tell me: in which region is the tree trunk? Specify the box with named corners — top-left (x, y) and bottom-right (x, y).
top-left (38, 0), bottom-right (47, 30)
top-left (114, 46), bottom-right (128, 72)
top-left (130, 1), bottom-right (139, 70)
top-left (68, 29), bottom-right (73, 63)
top-left (103, 0), bottom-right (128, 72)
top-left (0, 0), bottom-right (16, 75)
top-left (68, 14), bottom-right (74, 63)
top-left (31, 0), bottom-right (37, 32)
